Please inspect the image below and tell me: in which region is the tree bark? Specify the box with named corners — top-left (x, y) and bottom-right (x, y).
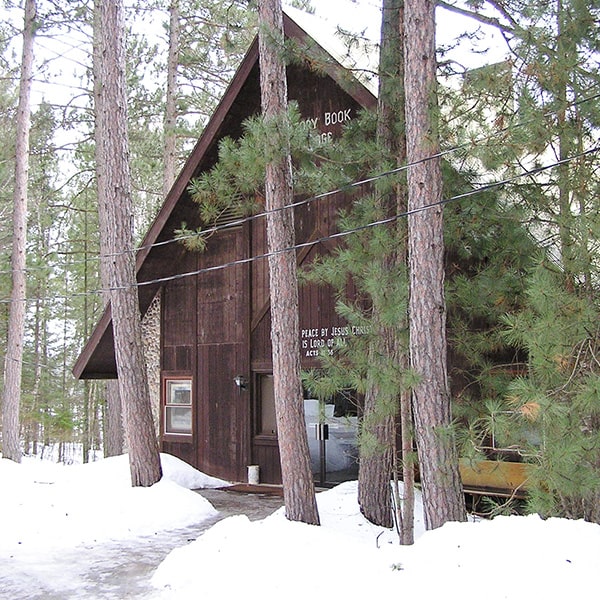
top-left (404, 0), bottom-right (466, 529)
top-left (94, 0), bottom-right (162, 486)
top-left (398, 382), bottom-right (415, 543)
top-left (103, 380), bottom-right (124, 457)
top-left (2, 0), bottom-right (36, 463)
top-left (162, 0), bottom-right (180, 198)
top-left (358, 0), bottom-right (407, 530)
top-left (555, 0), bottom-right (577, 292)
top-left (389, 0), bottom-right (415, 546)
top-left (258, 0), bottom-right (319, 525)
top-left (93, 1), bottom-right (124, 460)
top-left (358, 341), bottom-right (396, 528)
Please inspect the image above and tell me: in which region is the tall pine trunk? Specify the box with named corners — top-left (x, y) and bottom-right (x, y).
top-left (93, 3), bottom-right (124, 460)
top-left (382, 0), bottom-right (414, 544)
top-left (162, 0), bottom-right (180, 198)
top-left (258, 0), bottom-right (319, 525)
top-left (2, 0), bottom-right (36, 463)
top-left (94, 0), bottom-right (161, 486)
top-left (103, 380), bottom-right (124, 457)
top-left (358, 0), bottom-right (412, 534)
top-left (556, 0), bottom-right (576, 292)
top-left (404, 0), bottom-right (466, 529)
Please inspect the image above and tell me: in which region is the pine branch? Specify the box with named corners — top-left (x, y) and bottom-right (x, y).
top-left (437, 0), bottom-right (515, 35)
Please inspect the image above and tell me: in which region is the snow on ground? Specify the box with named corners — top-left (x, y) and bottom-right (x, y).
top-left (1, 454), bottom-right (599, 600)
top-left (151, 482), bottom-right (600, 600)
top-left (0, 453), bottom-right (226, 553)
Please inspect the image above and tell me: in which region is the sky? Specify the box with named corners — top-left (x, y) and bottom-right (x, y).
top-left (2, 0), bottom-right (511, 109)
top-left (292, 0), bottom-right (511, 67)
top-left (0, 0), bottom-right (511, 197)
top-left (1, 452), bottom-right (599, 600)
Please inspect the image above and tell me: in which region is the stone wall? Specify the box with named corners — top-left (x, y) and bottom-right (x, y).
top-left (142, 292), bottom-right (161, 438)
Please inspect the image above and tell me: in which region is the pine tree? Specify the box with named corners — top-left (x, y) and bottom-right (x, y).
top-left (404, 0), bottom-right (467, 529)
top-left (23, 102), bottom-right (68, 457)
top-left (2, 0), bottom-right (37, 463)
top-left (94, 0), bottom-right (162, 486)
top-left (356, 0), bottom-right (413, 535)
top-left (164, 0), bottom-right (256, 150)
top-left (0, 32), bottom-right (18, 431)
top-left (440, 0), bottom-right (600, 521)
top-left (258, 0), bottom-right (320, 525)
top-left (477, 0), bottom-right (599, 522)
top-left (162, 0), bottom-right (180, 197)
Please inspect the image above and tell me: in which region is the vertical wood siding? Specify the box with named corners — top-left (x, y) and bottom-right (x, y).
top-left (161, 63), bottom-right (366, 483)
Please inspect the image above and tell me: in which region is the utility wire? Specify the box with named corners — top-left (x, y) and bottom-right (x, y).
top-left (128, 145), bottom-right (599, 291)
top-left (74, 89), bottom-right (600, 255)
top-left (1, 145), bottom-right (596, 304)
top-left (1, 91), bottom-right (598, 278)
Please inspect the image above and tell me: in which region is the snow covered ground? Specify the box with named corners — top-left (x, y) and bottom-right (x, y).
top-left (1, 453), bottom-right (599, 600)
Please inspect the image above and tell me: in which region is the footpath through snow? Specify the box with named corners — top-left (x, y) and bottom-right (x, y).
top-left (1, 454), bottom-right (599, 600)
top-left (0, 454), bottom-right (282, 599)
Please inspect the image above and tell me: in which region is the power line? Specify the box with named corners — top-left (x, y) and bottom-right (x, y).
top-left (1, 145), bottom-right (596, 304)
top-left (128, 145), bottom-right (599, 291)
top-left (72, 89), bottom-right (600, 256)
top-left (1, 91), bottom-right (598, 279)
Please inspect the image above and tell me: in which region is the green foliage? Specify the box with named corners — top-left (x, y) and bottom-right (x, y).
top-left (0, 54), bottom-right (17, 357)
top-left (286, 0), bottom-right (315, 11)
top-left (475, 495), bottom-right (523, 518)
top-left (298, 104), bottom-right (411, 419)
top-left (502, 262), bottom-right (600, 519)
top-left (439, 0), bottom-right (600, 521)
top-left (183, 102), bottom-right (333, 247)
top-left (169, 0), bottom-right (257, 143)
top-left (487, 1), bottom-right (600, 520)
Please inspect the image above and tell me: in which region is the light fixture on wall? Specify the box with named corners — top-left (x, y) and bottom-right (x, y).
top-left (234, 375), bottom-right (248, 390)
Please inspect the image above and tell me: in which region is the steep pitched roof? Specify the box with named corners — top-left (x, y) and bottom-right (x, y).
top-left (73, 10), bottom-right (377, 379)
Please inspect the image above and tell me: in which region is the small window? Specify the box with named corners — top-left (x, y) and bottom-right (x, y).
top-left (164, 378), bottom-right (192, 435)
top-left (258, 373), bottom-right (277, 435)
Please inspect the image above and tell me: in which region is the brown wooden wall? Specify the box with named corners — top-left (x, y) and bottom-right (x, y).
top-left (162, 251), bottom-right (196, 371)
top-left (161, 60), bottom-right (369, 484)
top-left (161, 250), bottom-right (196, 466)
top-left (196, 227), bottom-right (250, 482)
top-left (161, 226), bottom-right (251, 482)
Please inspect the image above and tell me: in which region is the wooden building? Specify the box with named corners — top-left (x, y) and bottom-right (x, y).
top-left (74, 9), bottom-right (377, 485)
top-left (74, 9), bottom-right (532, 497)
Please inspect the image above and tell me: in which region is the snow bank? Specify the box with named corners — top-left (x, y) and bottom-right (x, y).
top-left (151, 482), bottom-right (600, 600)
top-left (0, 453), bottom-right (224, 552)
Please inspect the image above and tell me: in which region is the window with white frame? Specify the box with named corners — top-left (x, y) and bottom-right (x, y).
top-left (164, 378), bottom-right (192, 435)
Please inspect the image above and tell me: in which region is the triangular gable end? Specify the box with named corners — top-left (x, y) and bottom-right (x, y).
top-left (73, 10), bottom-right (377, 380)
